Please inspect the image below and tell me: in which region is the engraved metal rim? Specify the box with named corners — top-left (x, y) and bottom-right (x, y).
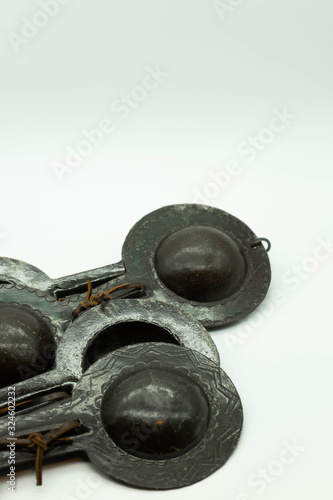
top-left (0, 297), bottom-right (219, 409)
top-left (121, 204), bottom-right (271, 328)
top-left (0, 257), bottom-right (52, 290)
top-left (56, 298), bottom-right (220, 375)
top-left (0, 300), bottom-right (58, 341)
top-left (75, 342), bottom-right (243, 490)
top-left (0, 282), bottom-right (70, 324)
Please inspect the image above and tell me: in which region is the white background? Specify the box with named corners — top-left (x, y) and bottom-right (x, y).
top-left (0, 1), bottom-right (332, 499)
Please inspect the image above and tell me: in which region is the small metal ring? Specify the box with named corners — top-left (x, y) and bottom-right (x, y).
top-left (251, 237), bottom-right (271, 253)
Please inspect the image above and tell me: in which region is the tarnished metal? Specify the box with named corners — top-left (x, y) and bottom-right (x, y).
top-left (0, 204), bottom-right (271, 328)
top-left (0, 203), bottom-right (271, 489)
top-left (0, 299), bottom-right (220, 409)
top-left (0, 343), bottom-right (243, 489)
top-left (0, 297), bottom-right (230, 488)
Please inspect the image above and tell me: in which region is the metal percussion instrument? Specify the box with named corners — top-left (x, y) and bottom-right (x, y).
top-left (0, 204), bottom-right (271, 489)
top-left (0, 341), bottom-right (243, 489)
top-left (0, 204), bottom-right (271, 328)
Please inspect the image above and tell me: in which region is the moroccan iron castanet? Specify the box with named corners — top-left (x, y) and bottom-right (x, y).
top-left (0, 204), bottom-right (271, 329)
top-left (0, 343), bottom-right (243, 489)
top-left (0, 203), bottom-right (270, 489)
top-left (0, 299), bottom-right (219, 407)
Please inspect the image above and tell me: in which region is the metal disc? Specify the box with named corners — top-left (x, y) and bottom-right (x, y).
top-left (74, 342), bottom-right (243, 489)
top-left (121, 204), bottom-right (271, 328)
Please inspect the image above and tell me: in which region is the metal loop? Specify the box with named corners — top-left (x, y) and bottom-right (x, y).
top-left (250, 237), bottom-right (271, 253)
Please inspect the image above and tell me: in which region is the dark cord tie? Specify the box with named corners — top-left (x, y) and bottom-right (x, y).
top-left (0, 419), bottom-right (81, 486)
